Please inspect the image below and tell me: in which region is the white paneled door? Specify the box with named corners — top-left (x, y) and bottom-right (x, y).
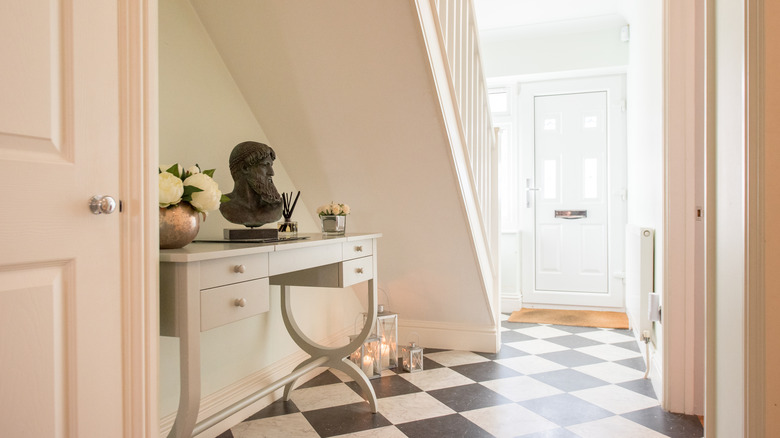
top-left (521, 76), bottom-right (626, 309)
top-left (0, 1), bottom-right (124, 436)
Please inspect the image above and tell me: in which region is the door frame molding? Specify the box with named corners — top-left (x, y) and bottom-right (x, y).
top-left (518, 74), bottom-right (627, 310)
top-left (119, 1), bottom-right (159, 436)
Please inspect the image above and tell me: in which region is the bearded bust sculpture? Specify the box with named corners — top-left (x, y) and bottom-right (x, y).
top-left (220, 141), bottom-right (283, 228)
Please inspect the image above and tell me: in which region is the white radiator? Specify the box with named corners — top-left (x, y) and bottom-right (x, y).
top-left (625, 225), bottom-right (655, 337)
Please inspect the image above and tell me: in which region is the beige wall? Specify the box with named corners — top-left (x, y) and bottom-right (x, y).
top-left (158, 0), bottom-right (363, 417)
top-left (764, 0), bottom-right (780, 433)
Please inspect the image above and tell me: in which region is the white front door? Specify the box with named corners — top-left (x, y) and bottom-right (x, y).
top-left (521, 76), bottom-right (626, 309)
top-left (0, 1), bottom-right (125, 436)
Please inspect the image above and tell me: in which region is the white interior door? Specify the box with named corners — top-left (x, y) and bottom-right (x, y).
top-left (0, 1), bottom-right (125, 436)
top-left (521, 76), bottom-right (626, 309)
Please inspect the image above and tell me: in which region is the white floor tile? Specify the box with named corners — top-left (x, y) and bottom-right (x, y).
top-left (424, 350), bottom-right (490, 367)
top-left (516, 325), bottom-right (574, 339)
top-left (399, 367), bottom-right (475, 391)
top-left (505, 339), bottom-right (570, 355)
top-left (334, 426), bottom-right (408, 438)
top-left (231, 413), bottom-right (319, 438)
top-left (566, 415), bottom-right (669, 438)
top-left (480, 376), bottom-right (564, 402)
top-left (572, 385), bottom-right (660, 414)
top-left (574, 362), bottom-right (647, 384)
top-left (495, 355), bottom-right (567, 375)
top-left (289, 382), bottom-right (364, 411)
top-left (576, 330), bottom-right (637, 344)
top-left (377, 392), bottom-right (455, 424)
top-left (461, 403), bottom-right (559, 438)
top-left (575, 344), bottom-right (642, 361)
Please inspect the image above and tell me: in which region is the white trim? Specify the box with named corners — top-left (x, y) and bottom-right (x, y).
top-left (487, 66), bottom-right (628, 88)
top-left (118, 1), bottom-right (159, 437)
top-left (501, 295), bottom-right (522, 313)
top-left (399, 320), bottom-right (499, 354)
top-left (159, 325), bottom-right (354, 438)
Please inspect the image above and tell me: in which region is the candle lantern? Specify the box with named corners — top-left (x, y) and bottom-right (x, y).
top-left (363, 307), bottom-right (398, 370)
top-left (401, 341), bottom-right (424, 373)
top-left (348, 334), bottom-right (382, 379)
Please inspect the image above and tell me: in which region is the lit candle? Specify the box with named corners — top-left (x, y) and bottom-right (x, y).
top-left (380, 342), bottom-right (390, 369)
top-left (362, 355), bottom-right (374, 376)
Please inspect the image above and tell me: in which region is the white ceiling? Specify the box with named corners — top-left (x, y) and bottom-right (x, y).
top-left (472, 0), bottom-right (623, 30)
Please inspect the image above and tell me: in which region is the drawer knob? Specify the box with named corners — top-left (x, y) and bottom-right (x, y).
top-left (354, 245), bottom-right (363, 252)
top-left (234, 298), bottom-right (247, 307)
top-left (355, 267), bottom-right (364, 274)
top-left (234, 264), bottom-right (246, 274)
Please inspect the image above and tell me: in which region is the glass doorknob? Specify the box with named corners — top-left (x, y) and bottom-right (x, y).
top-left (89, 195), bottom-right (117, 215)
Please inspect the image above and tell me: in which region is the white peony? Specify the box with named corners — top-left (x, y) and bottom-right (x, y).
top-left (159, 172), bottom-right (184, 208)
top-left (187, 165), bottom-right (200, 175)
top-left (184, 172), bottom-right (222, 213)
top-left (341, 204), bottom-right (350, 215)
top-left (329, 203), bottom-right (342, 215)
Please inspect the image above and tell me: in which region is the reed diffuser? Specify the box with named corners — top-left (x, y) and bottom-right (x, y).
top-left (278, 191), bottom-right (300, 236)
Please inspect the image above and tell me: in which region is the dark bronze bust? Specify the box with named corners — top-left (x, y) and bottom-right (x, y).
top-left (219, 141), bottom-right (283, 227)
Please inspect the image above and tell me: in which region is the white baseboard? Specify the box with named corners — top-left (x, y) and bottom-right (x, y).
top-left (399, 319), bottom-right (499, 354)
top-left (160, 325), bottom-right (354, 438)
top-left (521, 302), bottom-right (627, 313)
top-left (501, 294), bottom-right (522, 312)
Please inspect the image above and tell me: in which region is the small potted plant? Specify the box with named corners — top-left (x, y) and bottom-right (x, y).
top-left (159, 163), bottom-right (228, 249)
top-left (316, 201), bottom-right (350, 236)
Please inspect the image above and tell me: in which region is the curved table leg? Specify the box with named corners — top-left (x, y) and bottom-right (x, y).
top-left (279, 279), bottom-right (378, 411)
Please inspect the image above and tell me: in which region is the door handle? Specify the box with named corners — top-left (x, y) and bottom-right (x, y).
top-left (555, 210), bottom-right (587, 219)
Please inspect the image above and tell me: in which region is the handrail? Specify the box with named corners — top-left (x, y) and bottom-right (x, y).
top-left (415, 0), bottom-right (499, 327)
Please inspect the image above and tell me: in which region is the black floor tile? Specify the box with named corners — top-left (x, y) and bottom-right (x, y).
top-left (244, 399), bottom-right (300, 422)
top-left (530, 369), bottom-right (610, 392)
top-left (396, 413), bottom-right (494, 438)
top-left (214, 429), bottom-right (234, 438)
top-left (345, 373), bottom-right (422, 399)
top-left (297, 370), bottom-right (343, 389)
top-left (614, 339), bottom-right (642, 353)
top-left (520, 393), bottom-right (614, 427)
top-left (427, 383), bottom-right (513, 412)
top-left (423, 355), bottom-right (446, 370)
top-left (450, 361), bottom-right (523, 382)
top-left (499, 330), bottom-right (537, 343)
top-left (622, 406), bottom-right (704, 438)
top-left (302, 402), bottom-right (392, 438)
top-left (615, 356), bottom-right (648, 372)
top-left (618, 378), bottom-right (658, 399)
top-left (544, 334), bottom-right (603, 349)
top-left (537, 350), bottom-right (605, 368)
top-left (547, 324), bottom-right (604, 334)
top-left (476, 344), bottom-right (529, 361)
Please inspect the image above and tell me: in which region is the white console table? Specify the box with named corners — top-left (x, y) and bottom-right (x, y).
top-left (159, 233), bottom-right (381, 438)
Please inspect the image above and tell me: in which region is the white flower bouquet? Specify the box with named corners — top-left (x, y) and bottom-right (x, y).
top-left (159, 163), bottom-right (229, 219)
top-left (316, 202), bottom-right (351, 216)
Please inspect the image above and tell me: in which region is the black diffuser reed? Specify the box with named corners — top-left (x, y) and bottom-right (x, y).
top-left (279, 191), bottom-right (300, 232)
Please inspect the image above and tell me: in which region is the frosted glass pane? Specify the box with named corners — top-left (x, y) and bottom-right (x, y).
top-left (543, 118), bottom-right (557, 130)
top-left (582, 115), bottom-right (598, 129)
top-left (488, 90), bottom-right (508, 113)
top-left (544, 160), bottom-right (557, 199)
top-left (583, 158), bottom-right (598, 199)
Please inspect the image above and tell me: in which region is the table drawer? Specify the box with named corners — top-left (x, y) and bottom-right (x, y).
top-left (200, 253), bottom-right (268, 290)
top-left (343, 239), bottom-right (373, 260)
top-left (342, 256), bottom-right (373, 287)
top-left (200, 278), bottom-right (269, 331)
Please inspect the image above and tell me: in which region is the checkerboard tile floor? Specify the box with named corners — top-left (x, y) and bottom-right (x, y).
top-left (216, 315), bottom-right (703, 438)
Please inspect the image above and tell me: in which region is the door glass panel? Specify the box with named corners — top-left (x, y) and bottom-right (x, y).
top-left (582, 114), bottom-right (598, 129)
top-left (583, 158), bottom-right (598, 199)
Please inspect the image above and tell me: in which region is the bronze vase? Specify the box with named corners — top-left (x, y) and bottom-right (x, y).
top-left (159, 203), bottom-right (200, 249)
